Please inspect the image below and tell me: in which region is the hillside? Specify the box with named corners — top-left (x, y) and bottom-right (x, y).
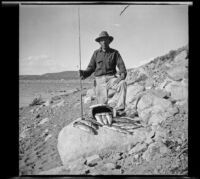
top-left (19, 44), bottom-right (188, 175)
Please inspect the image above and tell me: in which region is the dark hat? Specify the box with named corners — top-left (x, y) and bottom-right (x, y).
top-left (95, 31), bottom-right (114, 43)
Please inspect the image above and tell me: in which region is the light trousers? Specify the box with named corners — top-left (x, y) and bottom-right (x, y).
top-left (95, 75), bottom-right (127, 110)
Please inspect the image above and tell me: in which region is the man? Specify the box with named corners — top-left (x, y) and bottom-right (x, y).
top-left (79, 31), bottom-right (127, 114)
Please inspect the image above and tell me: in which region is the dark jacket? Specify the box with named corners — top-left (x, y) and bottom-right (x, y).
top-left (83, 47), bottom-right (127, 80)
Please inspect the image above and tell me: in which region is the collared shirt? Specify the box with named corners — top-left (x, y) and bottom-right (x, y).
top-left (84, 47), bottom-right (127, 79)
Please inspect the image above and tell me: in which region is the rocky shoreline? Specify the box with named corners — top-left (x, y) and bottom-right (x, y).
top-left (19, 45), bottom-right (188, 175)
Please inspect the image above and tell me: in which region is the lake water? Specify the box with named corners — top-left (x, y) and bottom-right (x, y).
top-left (19, 80), bottom-right (93, 107)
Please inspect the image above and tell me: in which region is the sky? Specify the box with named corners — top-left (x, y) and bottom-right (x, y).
top-left (19, 4), bottom-right (189, 75)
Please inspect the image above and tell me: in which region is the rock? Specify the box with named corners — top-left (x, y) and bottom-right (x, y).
top-left (167, 106), bottom-right (179, 116)
top-left (38, 118), bottom-right (49, 125)
top-left (142, 142), bottom-right (169, 161)
top-left (149, 89), bottom-right (170, 99)
top-left (126, 84), bottom-right (145, 104)
top-left (164, 81), bottom-right (188, 101)
top-left (145, 78), bottom-right (154, 89)
top-left (112, 152), bottom-right (123, 161)
top-left (137, 93), bottom-right (172, 124)
top-left (128, 143), bottom-right (147, 155)
top-left (44, 134), bottom-right (52, 142)
top-left (42, 100), bottom-right (52, 107)
top-left (156, 77), bottom-right (174, 90)
top-left (67, 157), bottom-right (86, 170)
top-left (103, 162), bottom-right (116, 170)
top-left (153, 96), bottom-right (172, 109)
top-left (137, 93), bottom-right (155, 111)
top-left (57, 118), bottom-right (146, 166)
top-left (20, 127), bottom-right (29, 139)
top-left (126, 68), bottom-right (148, 85)
top-left (166, 65), bottom-right (187, 81)
top-left (86, 154), bottom-right (101, 166)
top-left (30, 108), bottom-right (35, 113)
top-left (144, 137), bottom-right (153, 145)
top-left (144, 130), bottom-right (155, 144)
top-left (39, 166), bottom-right (68, 175)
top-left (153, 128), bottom-right (168, 142)
top-left (148, 113), bottom-right (166, 126)
top-left (42, 129), bottom-right (49, 137)
top-left (173, 50), bottom-right (187, 64)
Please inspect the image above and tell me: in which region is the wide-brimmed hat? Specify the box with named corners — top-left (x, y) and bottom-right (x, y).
top-left (95, 31), bottom-right (114, 43)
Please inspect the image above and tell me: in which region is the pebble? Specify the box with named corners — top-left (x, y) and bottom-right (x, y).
top-left (128, 143), bottom-right (147, 155)
top-left (38, 118), bottom-right (49, 125)
top-left (44, 134), bottom-right (52, 142)
top-left (86, 154), bottom-right (101, 166)
top-left (103, 162), bottom-right (116, 170)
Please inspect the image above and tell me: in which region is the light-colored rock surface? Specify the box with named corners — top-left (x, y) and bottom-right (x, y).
top-left (86, 154), bottom-right (101, 166)
top-left (57, 118), bottom-right (147, 166)
top-left (126, 84), bottom-right (145, 104)
top-left (142, 142), bottom-right (169, 161)
top-left (128, 143), bottom-right (147, 155)
top-left (137, 93), bottom-right (172, 124)
top-left (166, 65), bottom-right (187, 81)
top-left (39, 166), bottom-right (68, 175)
top-left (165, 81), bottom-right (188, 101)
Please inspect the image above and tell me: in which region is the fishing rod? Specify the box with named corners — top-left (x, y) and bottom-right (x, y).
top-left (78, 6), bottom-right (84, 120)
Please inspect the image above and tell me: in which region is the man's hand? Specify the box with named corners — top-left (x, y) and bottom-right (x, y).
top-left (79, 70), bottom-right (85, 80)
top-left (112, 77), bottom-right (121, 87)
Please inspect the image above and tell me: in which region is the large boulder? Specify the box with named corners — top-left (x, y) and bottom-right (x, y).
top-left (166, 65), bottom-right (187, 81)
top-left (173, 50), bottom-right (188, 64)
top-left (142, 141), bottom-right (169, 161)
top-left (57, 119), bottom-right (147, 166)
top-left (164, 81), bottom-right (188, 102)
top-left (126, 84), bottom-right (145, 104)
top-left (136, 93), bottom-right (173, 124)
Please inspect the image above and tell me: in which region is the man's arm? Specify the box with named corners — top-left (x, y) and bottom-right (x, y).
top-left (116, 51), bottom-right (127, 80)
top-left (80, 51), bottom-right (96, 79)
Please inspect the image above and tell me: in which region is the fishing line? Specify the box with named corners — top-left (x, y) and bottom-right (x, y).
top-left (78, 6), bottom-right (84, 120)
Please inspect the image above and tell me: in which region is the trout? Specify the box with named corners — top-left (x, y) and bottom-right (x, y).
top-left (78, 120), bottom-right (98, 130)
top-left (85, 118), bottom-right (103, 127)
top-left (112, 123), bottom-right (137, 128)
top-left (113, 117), bottom-right (140, 125)
top-left (106, 113), bottom-right (112, 126)
top-left (101, 113), bottom-right (108, 125)
top-left (95, 114), bottom-right (104, 126)
top-left (73, 121), bottom-right (97, 135)
top-left (103, 125), bottom-right (133, 135)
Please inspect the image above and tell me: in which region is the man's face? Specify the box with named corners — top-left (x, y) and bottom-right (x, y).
top-left (99, 37), bottom-right (110, 49)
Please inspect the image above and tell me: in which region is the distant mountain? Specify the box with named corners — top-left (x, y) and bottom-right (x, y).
top-left (20, 71), bottom-right (78, 80)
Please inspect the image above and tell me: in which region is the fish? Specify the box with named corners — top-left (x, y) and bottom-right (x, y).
top-left (113, 117), bottom-right (140, 125)
top-left (78, 120), bottom-right (99, 130)
top-left (101, 114), bottom-right (108, 125)
top-left (106, 113), bottom-right (112, 126)
top-left (103, 125), bottom-right (133, 135)
top-left (112, 123), bottom-right (137, 128)
top-left (73, 121), bottom-right (97, 135)
top-left (84, 118), bottom-right (103, 127)
top-left (95, 114), bottom-right (104, 126)
top-left (119, 125), bottom-right (143, 130)
top-left (120, 116), bottom-right (140, 121)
